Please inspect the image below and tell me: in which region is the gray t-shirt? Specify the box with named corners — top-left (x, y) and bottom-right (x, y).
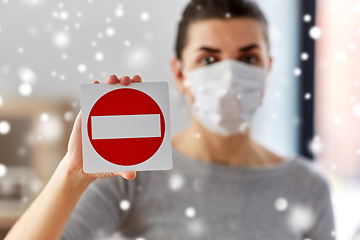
top-left (60, 148), bottom-right (335, 240)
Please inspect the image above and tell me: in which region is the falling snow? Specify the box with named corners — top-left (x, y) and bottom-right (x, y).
top-left (309, 26), bottom-right (322, 39)
top-left (19, 83), bottom-right (32, 96)
top-left (64, 111), bottom-right (74, 121)
top-left (115, 5), bottom-right (124, 17)
top-left (353, 104), bottom-right (360, 117)
top-left (40, 113), bottom-right (49, 122)
top-left (120, 199), bottom-right (131, 211)
top-left (274, 197), bottom-right (288, 211)
top-left (106, 27), bottom-right (115, 37)
top-left (169, 173), bottom-right (184, 191)
top-left (0, 163), bottom-right (7, 177)
top-left (140, 12), bottom-right (150, 21)
top-left (95, 52), bottom-right (104, 61)
top-left (303, 14), bottom-right (312, 22)
top-left (294, 68), bottom-right (302, 76)
top-left (77, 64), bottom-right (87, 73)
top-left (309, 136), bottom-right (323, 154)
top-left (30, 178), bottom-right (44, 193)
top-left (124, 40), bottom-right (131, 47)
top-left (183, 79), bottom-right (191, 88)
top-left (334, 50), bottom-right (347, 63)
top-left (59, 11), bottom-right (69, 20)
top-left (53, 31), bottom-right (70, 48)
top-left (288, 205), bottom-right (314, 233)
top-left (0, 121), bottom-right (10, 135)
top-left (334, 116), bottom-right (341, 125)
top-left (185, 207), bottom-right (196, 218)
top-left (38, 116), bottom-right (63, 141)
top-left (18, 67), bottom-right (36, 83)
top-left (301, 52), bottom-right (309, 60)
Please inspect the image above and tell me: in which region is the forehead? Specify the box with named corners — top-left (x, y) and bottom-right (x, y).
top-left (185, 18), bottom-right (266, 50)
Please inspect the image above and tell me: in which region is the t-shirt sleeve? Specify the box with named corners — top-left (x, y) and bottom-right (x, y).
top-left (304, 172), bottom-right (336, 240)
top-left (60, 176), bottom-right (137, 240)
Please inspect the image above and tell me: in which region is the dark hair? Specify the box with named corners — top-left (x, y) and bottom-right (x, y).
top-left (175, 0), bottom-right (269, 60)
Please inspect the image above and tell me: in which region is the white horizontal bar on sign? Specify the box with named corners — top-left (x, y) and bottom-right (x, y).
top-left (91, 114), bottom-right (161, 140)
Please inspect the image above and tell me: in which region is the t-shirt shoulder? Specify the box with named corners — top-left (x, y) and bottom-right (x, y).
top-left (289, 154), bottom-right (332, 193)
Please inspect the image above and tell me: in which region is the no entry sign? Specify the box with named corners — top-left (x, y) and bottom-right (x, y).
top-left (80, 82), bottom-right (172, 173)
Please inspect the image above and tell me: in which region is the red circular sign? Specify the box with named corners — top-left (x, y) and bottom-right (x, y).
top-left (87, 88), bottom-right (165, 166)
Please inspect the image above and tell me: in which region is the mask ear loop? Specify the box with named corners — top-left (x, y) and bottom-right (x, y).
top-left (176, 59), bottom-right (194, 114)
top-left (176, 60), bottom-right (191, 88)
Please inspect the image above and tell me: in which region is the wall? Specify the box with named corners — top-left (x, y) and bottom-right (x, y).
top-left (0, 0), bottom-right (300, 157)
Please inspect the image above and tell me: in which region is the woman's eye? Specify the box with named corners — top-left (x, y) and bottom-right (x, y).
top-left (241, 55), bottom-right (258, 64)
top-left (200, 56), bottom-right (216, 65)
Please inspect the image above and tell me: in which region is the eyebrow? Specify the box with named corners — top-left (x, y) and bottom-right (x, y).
top-left (197, 44), bottom-right (260, 53)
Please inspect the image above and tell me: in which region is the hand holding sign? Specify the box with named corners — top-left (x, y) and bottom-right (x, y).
top-left (80, 76), bottom-right (172, 173)
top-left (62, 74), bottom-right (141, 181)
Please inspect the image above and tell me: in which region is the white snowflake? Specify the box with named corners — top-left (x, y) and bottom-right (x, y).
top-left (293, 68), bottom-right (302, 76)
top-left (353, 104), bottom-right (360, 117)
top-left (30, 178), bottom-right (45, 193)
top-left (40, 113), bottom-right (49, 122)
top-left (169, 173), bottom-right (184, 191)
top-left (301, 52), bottom-right (309, 61)
top-left (185, 207), bottom-right (196, 218)
top-left (59, 11), bottom-right (69, 20)
top-left (120, 199), bottom-right (131, 211)
top-left (18, 67), bottom-right (37, 83)
top-left (309, 26), bottom-right (322, 39)
top-left (140, 12), bottom-right (150, 21)
top-left (19, 83), bottom-right (32, 96)
top-left (309, 135), bottom-right (323, 154)
top-left (0, 121), bottom-right (10, 135)
top-left (106, 27), bottom-right (115, 37)
top-left (288, 205), bottom-right (314, 233)
top-left (95, 52), bottom-right (104, 61)
top-left (115, 6), bottom-right (124, 17)
top-left (77, 64), bottom-right (87, 73)
top-left (303, 14), bottom-right (311, 22)
top-left (64, 111), bottom-right (74, 121)
top-left (38, 116), bottom-right (63, 141)
top-left (274, 197), bottom-right (288, 211)
top-left (334, 116), bottom-right (341, 125)
top-left (333, 50), bottom-right (347, 63)
top-left (53, 31), bottom-right (70, 48)
top-left (0, 163), bottom-right (7, 177)
top-left (124, 40), bottom-right (131, 47)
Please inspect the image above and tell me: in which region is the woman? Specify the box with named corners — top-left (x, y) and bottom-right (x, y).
top-left (5, 0), bottom-right (335, 239)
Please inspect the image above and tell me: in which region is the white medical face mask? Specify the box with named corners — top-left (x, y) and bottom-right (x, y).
top-left (178, 59), bottom-right (266, 136)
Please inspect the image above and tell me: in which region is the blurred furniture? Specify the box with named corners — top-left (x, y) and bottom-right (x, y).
top-left (0, 98), bottom-right (75, 235)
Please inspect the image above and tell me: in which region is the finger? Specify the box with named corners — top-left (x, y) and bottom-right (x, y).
top-left (92, 80), bottom-right (100, 84)
top-left (131, 75), bottom-right (142, 83)
top-left (120, 171), bottom-right (136, 180)
top-left (105, 75), bottom-right (118, 84)
top-left (119, 76), bottom-right (131, 86)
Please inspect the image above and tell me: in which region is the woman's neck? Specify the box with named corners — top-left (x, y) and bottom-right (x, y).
top-left (171, 117), bottom-right (284, 167)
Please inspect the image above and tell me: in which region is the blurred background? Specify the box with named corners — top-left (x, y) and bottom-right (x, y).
top-left (0, 0), bottom-right (359, 239)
